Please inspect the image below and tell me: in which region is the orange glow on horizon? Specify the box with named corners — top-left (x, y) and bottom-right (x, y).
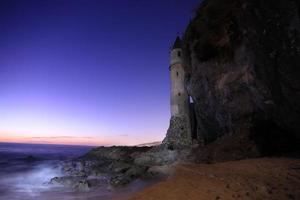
top-left (0, 131), bottom-right (118, 146)
top-left (0, 131), bottom-right (157, 146)
top-left (0, 136), bottom-right (107, 146)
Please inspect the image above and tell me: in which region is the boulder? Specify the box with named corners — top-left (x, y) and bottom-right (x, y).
top-left (134, 147), bottom-right (178, 166)
top-left (50, 176), bottom-right (90, 191)
top-left (109, 165), bottom-right (148, 187)
top-left (24, 155), bottom-right (38, 162)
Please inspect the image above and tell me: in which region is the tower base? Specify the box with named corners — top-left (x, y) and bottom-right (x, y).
top-left (163, 116), bottom-right (192, 149)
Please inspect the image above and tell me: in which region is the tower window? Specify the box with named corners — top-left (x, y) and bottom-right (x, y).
top-left (176, 72), bottom-right (179, 77)
top-left (189, 96), bottom-right (194, 103)
top-left (177, 51), bottom-right (181, 57)
top-left (178, 92), bottom-right (181, 96)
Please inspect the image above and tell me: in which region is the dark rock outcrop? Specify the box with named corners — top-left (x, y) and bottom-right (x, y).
top-left (109, 165), bottom-right (149, 186)
top-left (23, 155), bottom-right (39, 162)
top-left (134, 145), bottom-right (179, 166)
top-left (74, 146), bottom-right (152, 187)
top-left (51, 146), bottom-right (175, 188)
top-left (50, 176), bottom-right (90, 191)
top-left (182, 0), bottom-right (300, 160)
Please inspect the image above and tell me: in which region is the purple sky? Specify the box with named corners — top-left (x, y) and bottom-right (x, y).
top-left (0, 0), bottom-right (200, 145)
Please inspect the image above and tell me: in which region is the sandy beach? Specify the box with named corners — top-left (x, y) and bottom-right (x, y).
top-left (128, 158), bottom-right (300, 200)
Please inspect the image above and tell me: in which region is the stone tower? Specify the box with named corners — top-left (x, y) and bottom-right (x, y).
top-left (170, 36), bottom-right (190, 117)
top-left (163, 36), bottom-right (192, 149)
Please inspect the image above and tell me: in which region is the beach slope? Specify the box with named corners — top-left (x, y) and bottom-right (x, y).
top-left (128, 158), bottom-right (300, 200)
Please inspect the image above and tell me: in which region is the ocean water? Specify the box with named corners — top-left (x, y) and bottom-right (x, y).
top-left (0, 143), bottom-right (151, 200)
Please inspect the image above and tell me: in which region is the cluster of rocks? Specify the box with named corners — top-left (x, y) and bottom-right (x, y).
top-left (49, 145), bottom-right (179, 190)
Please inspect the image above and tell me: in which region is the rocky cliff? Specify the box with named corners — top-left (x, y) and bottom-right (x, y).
top-left (182, 0), bottom-right (300, 161)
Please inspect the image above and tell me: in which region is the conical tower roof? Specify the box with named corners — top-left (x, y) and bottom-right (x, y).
top-left (172, 36), bottom-right (182, 49)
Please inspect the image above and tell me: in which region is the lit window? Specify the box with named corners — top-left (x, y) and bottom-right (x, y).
top-left (189, 96), bottom-right (194, 103)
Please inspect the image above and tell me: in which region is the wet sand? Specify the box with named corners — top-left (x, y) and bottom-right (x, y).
top-left (127, 158), bottom-right (300, 200)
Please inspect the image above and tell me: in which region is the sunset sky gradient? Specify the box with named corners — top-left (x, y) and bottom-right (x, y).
top-left (0, 0), bottom-right (200, 146)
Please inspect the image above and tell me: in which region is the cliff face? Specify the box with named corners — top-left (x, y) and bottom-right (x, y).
top-left (183, 0), bottom-right (300, 159)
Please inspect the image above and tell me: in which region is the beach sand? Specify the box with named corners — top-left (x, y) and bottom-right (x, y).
top-left (127, 158), bottom-right (300, 200)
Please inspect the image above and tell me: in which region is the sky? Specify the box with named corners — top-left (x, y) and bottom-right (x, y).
top-left (0, 0), bottom-right (200, 146)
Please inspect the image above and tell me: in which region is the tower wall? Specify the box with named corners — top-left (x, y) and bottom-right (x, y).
top-left (170, 48), bottom-right (189, 118)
